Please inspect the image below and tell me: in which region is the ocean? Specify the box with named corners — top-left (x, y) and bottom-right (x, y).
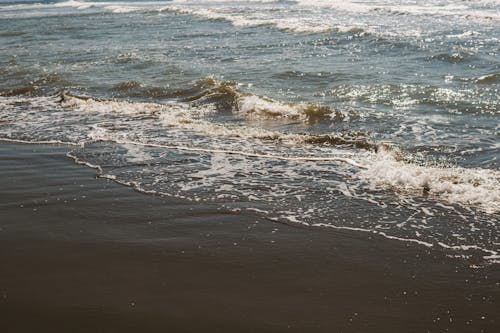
top-left (0, 0), bottom-right (499, 264)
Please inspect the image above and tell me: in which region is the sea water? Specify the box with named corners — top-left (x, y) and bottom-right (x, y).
top-left (0, 0), bottom-right (498, 263)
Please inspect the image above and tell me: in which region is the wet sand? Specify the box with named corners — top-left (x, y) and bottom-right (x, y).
top-left (0, 141), bottom-right (498, 332)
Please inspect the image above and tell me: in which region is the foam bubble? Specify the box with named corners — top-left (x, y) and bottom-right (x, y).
top-left (359, 150), bottom-right (500, 214)
top-left (60, 92), bottom-right (167, 115)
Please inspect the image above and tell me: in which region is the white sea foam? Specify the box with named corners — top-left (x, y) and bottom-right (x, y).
top-left (3, 92), bottom-right (499, 216)
top-left (66, 94), bottom-right (500, 214)
top-left (0, 1), bottom-right (172, 18)
top-left (61, 93), bottom-right (168, 115)
top-left (359, 150), bottom-right (500, 214)
top-left (237, 95), bottom-right (308, 120)
top-left (51, 93), bottom-right (500, 215)
top-left (0, 137), bottom-right (81, 147)
top-left (312, 222), bottom-right (436, 248)
top-left (160, 4), bottom-right (369, 34)
top-left (296, 0), bottom-right (500, 21)
top-left (58, 94), bottom-right (363, 166)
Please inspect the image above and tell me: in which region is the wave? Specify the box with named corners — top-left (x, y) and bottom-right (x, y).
top-left (59, 89), bottom-right (376, 152)
top-left (2, 0), bottom-right (496, 38)
top-left (0, 0), bottom-right (173, 18)
top-left (0, 0), bottom-right (172, 11)
top-left (296, 0), bottom-right (500, 21)
top-left (54, 90), bottom-right (500, 214)
top-left (108, 77), bottom-right (346, 123)
top-left (0, 0), bottom-right (366, 35)
top-left (160, 5), bottom-right (371, 34)
top-left (0, 0), bottom-right (283, 14)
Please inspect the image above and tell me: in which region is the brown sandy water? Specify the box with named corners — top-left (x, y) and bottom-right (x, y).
top-left (0, 142), bottom-right (498, 332)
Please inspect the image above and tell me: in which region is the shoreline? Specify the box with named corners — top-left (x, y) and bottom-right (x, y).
top-left (0, 141), bottom-right (498, 332)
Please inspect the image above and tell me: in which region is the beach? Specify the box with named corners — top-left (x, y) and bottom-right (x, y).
top-left (1, 0), bottom-right (499, 330)
top-left (0, 141), bottom-right (498, 332)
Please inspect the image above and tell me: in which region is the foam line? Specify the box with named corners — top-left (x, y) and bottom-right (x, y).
top-left (93, 138), bottom-right (368, 168)
top-left (0, 137), bottom-right (83, 147)
top-left (311, 223), bottom-right (435, 248)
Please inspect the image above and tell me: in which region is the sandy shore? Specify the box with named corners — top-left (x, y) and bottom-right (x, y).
top-left (0, 141), bottom-right (498, 332)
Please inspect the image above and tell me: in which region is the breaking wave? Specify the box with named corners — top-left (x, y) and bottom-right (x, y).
top-left (60, 88), bottom-right (376, 151)
top-left (107, 77), bottom-right (348, 123)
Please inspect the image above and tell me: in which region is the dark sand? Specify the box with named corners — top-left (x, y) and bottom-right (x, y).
top-left (0, 141), bottom-right (498, 332)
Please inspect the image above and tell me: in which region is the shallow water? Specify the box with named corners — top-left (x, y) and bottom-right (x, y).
top-left (0, 0), bottom-right (499, 263)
